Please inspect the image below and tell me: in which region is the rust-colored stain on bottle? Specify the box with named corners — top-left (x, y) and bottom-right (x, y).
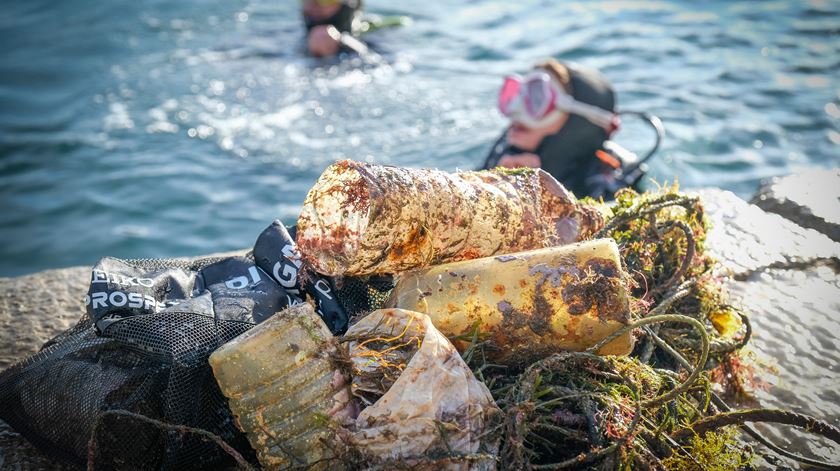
top-left (389, 239), bottom-right (633, 363)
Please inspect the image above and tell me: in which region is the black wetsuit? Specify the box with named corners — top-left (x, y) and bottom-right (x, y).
top-left (482, 63), bottom-right (621, 200)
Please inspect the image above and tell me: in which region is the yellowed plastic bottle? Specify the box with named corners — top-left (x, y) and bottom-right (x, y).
top-left (209, 303), bottom-right (347, 470)
top-left (388, 238), bottom-right (633, 363)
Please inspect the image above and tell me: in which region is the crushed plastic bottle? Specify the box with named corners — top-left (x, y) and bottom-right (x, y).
top-left (388, 238), bottom-right (633, 363)
top-left (209, 303), bottom-right (350, 470)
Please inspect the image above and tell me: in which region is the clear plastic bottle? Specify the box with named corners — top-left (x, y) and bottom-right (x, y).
top-left (209, 303), bottom-right (347, 470)
top-left (388, 238), bottom-right (633, 363)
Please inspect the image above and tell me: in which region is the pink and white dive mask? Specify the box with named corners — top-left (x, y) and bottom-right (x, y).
top-left (498, 71), bottom-right (619, 133)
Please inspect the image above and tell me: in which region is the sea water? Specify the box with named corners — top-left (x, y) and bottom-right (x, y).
top-left (0, 0), bottom-right (837, 275)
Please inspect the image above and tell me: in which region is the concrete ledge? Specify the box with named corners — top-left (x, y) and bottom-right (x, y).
top-left (0, 266), bottom-right (90, 371)
top-left (697, 187), bottom-right (840, 277)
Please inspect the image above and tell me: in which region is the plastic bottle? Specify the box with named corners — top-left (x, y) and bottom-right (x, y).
top-left (296, 160), bottom-right (604, 276)
top-left (388, 238), bottom-right (633, 363)
top-left (209, 303), bottom-right (348, 470)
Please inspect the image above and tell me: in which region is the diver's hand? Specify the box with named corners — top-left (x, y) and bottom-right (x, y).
top-left (498, 153), bottom-right (542, 169)
top-left (308, 25), bottom-right (341, 57)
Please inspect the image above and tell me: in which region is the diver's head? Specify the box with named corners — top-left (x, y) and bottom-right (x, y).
top-left (302, 0), bottom-right (362, 57)
top-left (499, 59), bottom-right (616, 152)
top-left (302, 0), bottom-right (361, 33)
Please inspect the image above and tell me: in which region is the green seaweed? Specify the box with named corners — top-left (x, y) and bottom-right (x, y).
top-left (662, 427), bottom-right (752, 471)
top-left (457, 185), bottom-right (766, 469)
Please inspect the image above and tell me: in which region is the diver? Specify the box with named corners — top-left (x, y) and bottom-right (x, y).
top-left (481, 58), bottom-right (663, 200)
top-left (302, 0), bottom-right (363, 57)
top-left (301, 0), bottom-right (407, 58)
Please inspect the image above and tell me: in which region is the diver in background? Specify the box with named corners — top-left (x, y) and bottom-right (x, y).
top-left (302, 0), bottom-right (364, 57)
top-left (482, 59), bottom-right (627, 200)
top-left (301, 0), bottom-right (409, 58)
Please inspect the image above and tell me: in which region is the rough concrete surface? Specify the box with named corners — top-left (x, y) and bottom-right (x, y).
top-left (0, 267), bottom-right (89, 371)
top-left (0, 267), bottom-right (90, 470)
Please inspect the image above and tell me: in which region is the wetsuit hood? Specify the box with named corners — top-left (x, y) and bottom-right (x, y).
top-left (482, 61), bottom-right (617, 198)
top-left (536, 62), bottom-right (615, 166)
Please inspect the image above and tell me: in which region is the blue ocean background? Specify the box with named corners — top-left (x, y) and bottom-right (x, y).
top-left (1, 0), bottom-right (838, 276)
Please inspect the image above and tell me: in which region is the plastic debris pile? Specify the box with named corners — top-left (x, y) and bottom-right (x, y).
top-left (1, 161), bottom-right (839, 470)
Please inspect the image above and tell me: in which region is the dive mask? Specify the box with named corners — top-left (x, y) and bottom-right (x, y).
top-left (498, 71), bottom-right (619, 132)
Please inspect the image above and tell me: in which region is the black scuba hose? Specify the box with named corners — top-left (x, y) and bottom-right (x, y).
top-left (614, 110), bottom-right (665, 186)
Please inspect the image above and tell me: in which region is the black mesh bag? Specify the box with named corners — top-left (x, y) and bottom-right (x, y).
top-left (0, 221), bottom-right (394, 470)
top-left (0, 254), bottom-right (288, 470)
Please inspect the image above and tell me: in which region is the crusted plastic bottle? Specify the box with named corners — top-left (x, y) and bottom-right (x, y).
top-left (388, 238), bottom-right (633, 363)
top-left (209, 303), bottom-right (348, 470)
top-left (296, 160), bottom-right (605, 276)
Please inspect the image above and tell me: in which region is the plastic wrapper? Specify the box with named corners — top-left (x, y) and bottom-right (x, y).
top-left (388, 239), bottom-right (632, 363)
top-left (344, 308), bottom-right (500, 470)
top-left (210, 305), bottom-right (499, 470)
top-left (209, 303), bottom-right (351, 470)
top-left (296, 160), bottom-right (604, 276)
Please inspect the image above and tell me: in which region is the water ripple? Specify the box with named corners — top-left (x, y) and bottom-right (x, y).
top-left (0, 0), bottom-right (838, 277)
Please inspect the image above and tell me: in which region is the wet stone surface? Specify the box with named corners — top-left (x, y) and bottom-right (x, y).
top-left (751, 168), bottom-right (840, 243)
top-left (698, 188), bottom-right (840, 466)
top-left (725, 264), bottom-right (840, 465)
top-left (697, 188), bottom-right (840, 277)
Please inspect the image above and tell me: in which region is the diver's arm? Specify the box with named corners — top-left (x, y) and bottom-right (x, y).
top-left (480, 130), bottom-right (514, 170)
top-left (498, 153), bottom-right (541, 169)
